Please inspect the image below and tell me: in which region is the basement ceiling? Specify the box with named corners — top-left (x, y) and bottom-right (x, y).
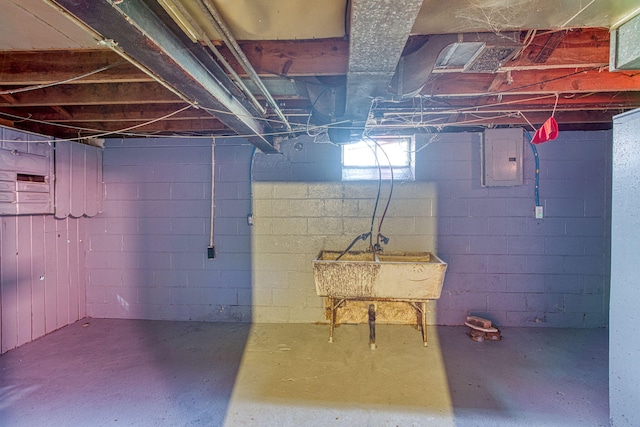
top-left (0, 0), bottom-right (639, 149)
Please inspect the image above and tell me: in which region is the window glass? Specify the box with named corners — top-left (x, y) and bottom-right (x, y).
top-left (342, 137), bottom-right (414, 181)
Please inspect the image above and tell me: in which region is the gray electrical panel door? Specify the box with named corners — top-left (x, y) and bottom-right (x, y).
top-left (481, 128), bottom-right (524, 187)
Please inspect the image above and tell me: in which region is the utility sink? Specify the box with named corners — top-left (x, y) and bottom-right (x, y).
top-left (313, 250), bottom-right (447, 300)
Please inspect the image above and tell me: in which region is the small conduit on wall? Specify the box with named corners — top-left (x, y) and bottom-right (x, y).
top-left (207, 137), bottom-right (216, 259)
top-left (54, 141), bottom-right (103, 219)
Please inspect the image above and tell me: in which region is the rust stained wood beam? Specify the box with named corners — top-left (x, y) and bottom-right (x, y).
top-left (0, 50), bottom-right (150, 85)
top-left (422, 68), bottom-right (640, 96)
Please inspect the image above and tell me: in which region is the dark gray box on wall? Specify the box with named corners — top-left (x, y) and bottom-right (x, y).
top-left (481, 128), bottom-right (524, 187)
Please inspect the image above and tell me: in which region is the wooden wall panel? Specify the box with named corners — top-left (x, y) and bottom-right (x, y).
top-left (55, 219), bottom-right (69, 329)
top-left (44, 217), bottom-right (58, 334)
top-left (0, 130), bottom-right (90, 354)
top-left (85, 147), bottom-right (99, 217)
top-left (30, 216), bottom-right (46, 340)
top-left (54, 142), bottom-right (71, 219)
top-left (55, 141), bottom-right (103, 219)
top-left (96, 149), bottom-right (103, 215)
top-left (77, 218), bottom-right (87, 319)
top-left (1, 217), bottom-right (18, 353)
top-left (16, 216), bottom-right (32, 347)
top-left (2, 215), bottom-right (88, 353)
top-left (67, 219), bottom-right (79, 322)
top-left (70, 143), bottom-right (85, 218)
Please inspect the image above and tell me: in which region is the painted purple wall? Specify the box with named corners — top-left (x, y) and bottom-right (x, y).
top-left (86, 130), bottom-right (611, 327)
top-left (85, 138), bottom-right (252, 321)
top-left (418, 131), bottom-right (611, 327)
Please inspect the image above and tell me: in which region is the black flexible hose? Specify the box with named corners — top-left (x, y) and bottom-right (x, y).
top-left (365, 138), bottom-right (382, 249)
top-left (335, 232), bottom-right (371, 261)
top-left (365, 136), bottom-right (394, 249)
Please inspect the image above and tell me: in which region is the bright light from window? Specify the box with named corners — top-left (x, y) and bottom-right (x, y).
top-left (342, 137), bottom-right (414, 181)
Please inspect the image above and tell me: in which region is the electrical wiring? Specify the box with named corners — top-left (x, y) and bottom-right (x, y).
top-left (365, 137), bottom-right (382, 250)
top-left (305, 87), bottom-right (332, 137)
top-left (379, 93), bottom-right (558, 121)
top-left (0, 102), bottom-right (359, 142)
top-left (248, 145), bottom-right (257, 221)
top-left (0, 104), bottom-right (192, 143)
top-left (519, 111), bottom-right (541, 207)
top-left (335, 135), bottom-right (387, 259)
top-left (0, 61), bottom-right (127, 96)
top-left (364, 135), bottom-right (394, 250)
top-left (487, 67), bottom-right (603, 96)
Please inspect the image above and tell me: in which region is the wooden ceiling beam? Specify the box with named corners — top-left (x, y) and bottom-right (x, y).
top-left (380, 92), bottom-right (640, 113)
top-left (7, 117), bottom-right (229, 139)
top-left (220, 38), bottom-right (348, 77)
top-left (0, 103), bottom-right (214, 122)
top-left (422, 68), bottom-right (640, 97)
top-left (0, 50), bottom-right (150, 85)
top-left (0, 82), bottom-right (182, 107)
top-left (380, 110), bottom-right (617, 128)
top-left (0, 28), bottom-right (611, 87)
top-left (508, 28), bottom-right (609, 69)
top-left (528, 31), bottom-right (567, 64)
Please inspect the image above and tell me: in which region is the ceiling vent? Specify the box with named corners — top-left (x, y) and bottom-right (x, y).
top-left (435, 32), bottom-right (523, 73)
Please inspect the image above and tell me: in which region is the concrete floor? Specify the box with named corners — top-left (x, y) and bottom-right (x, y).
top-left (0, 319), bottom-right (608, 426)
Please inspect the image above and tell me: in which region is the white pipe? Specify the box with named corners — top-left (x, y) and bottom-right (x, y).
top-left (166, 0), bottom-right (267, 115)
top-left (209, 137), bottom-right (215, 249)
top-left (196, 0), bottom-right (293, 133)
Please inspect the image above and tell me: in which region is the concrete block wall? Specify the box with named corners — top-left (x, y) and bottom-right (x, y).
top-left (85, 130), bottom-right (610, 327)
top-left (250, 181), bottom-right (438, 323)
top-left (419, 131), bottom-right (611, 327)
top-left (252, 131), bottom-right (611, 327)
top-left (85, 138), bottom-right (253, 322)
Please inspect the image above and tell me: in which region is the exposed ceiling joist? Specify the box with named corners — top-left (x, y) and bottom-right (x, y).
top-left (422, 68), bottom-right (640, 96)
top-left (51, 0), bottom-right (278, 152)
top-left (0, 3), bottom-right (639, 140)
top-left (0, 82), bottom-right (181, 107)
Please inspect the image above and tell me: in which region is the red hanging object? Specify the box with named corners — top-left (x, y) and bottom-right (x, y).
top-left (531, 117), bottom-right (559, 144)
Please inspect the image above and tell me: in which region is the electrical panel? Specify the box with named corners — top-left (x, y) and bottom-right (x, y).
top-left (481, 128), bottom-right (524, 187)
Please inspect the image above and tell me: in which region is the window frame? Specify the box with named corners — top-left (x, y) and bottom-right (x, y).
top-left (341, 136), bottom-right (415, 181)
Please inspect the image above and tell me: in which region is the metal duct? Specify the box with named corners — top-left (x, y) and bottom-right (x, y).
top-left (340, 0), bottom-right (424, 140)
top-left (390, 32), bottom-right (522, 97)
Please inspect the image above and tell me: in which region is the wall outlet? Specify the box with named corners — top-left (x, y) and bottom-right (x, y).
top-left (207, 246), bottom-right (215, 259)
top-left (535, 205), bottom-right (544, 219)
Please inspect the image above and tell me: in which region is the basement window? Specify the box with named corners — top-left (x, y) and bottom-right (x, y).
top-left (342, 136), bottom-right (414, 181)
